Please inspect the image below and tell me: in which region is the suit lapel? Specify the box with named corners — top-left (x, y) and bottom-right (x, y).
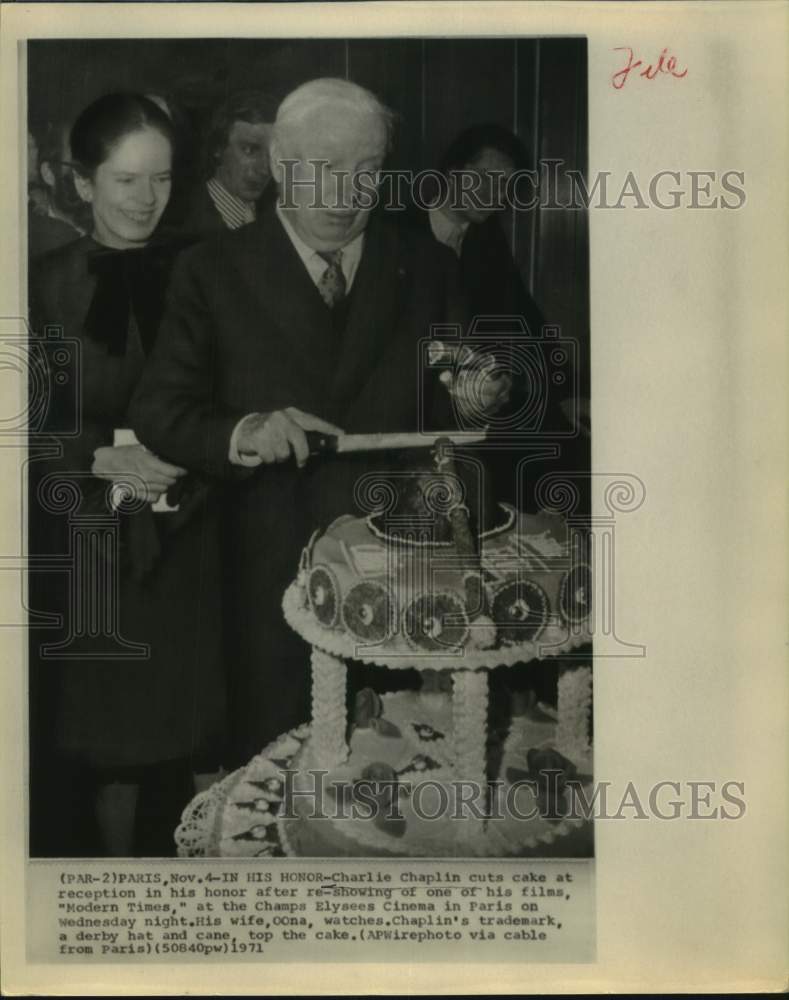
top-left (329, 218), bottom-right (405, 414)
top-left (226, 209), bottom-right (411, 422)
top-left (232, 209), bottom-right (339, 402)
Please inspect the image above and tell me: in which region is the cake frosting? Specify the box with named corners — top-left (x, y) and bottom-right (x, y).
top-left (176, 516), bottom-right (593, 859)
top-left (298, 504), bottom-right (591, 667)
top-left (279, 674), bottom-right (593, 858)
top-left (175, 666), bottom-right (593, 859)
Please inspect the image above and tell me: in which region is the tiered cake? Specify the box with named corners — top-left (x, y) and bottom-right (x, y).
top-left (175, 450), bottom-right (593, 858)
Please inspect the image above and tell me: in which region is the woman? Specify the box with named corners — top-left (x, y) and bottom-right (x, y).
top-left (28, 94), bottom-right (226, 857)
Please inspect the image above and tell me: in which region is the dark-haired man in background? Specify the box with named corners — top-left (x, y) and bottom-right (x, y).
top-left (177, 90), bottom-right (277, 237)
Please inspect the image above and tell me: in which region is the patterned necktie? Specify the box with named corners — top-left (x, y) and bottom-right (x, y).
top-left (317, 249), bottom-right (346, 308)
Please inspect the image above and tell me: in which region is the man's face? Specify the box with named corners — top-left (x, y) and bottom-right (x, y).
top-left (276, 105), bottom-right (387, 252)
top-left (214, 120), bottom-right (272, 203)
top-left (453, 146), bottom-right (515, 225)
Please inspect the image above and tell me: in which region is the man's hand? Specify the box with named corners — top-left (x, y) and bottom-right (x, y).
top-left (236, 407), bottom-right (344, 468)
top-left (440, 353), bottom-right (513, 423)
top-left (92, 444), bottom-right (187, 503)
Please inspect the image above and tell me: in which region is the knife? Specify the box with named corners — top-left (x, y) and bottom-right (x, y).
top-left (305, 430), bottom-right (488, 455)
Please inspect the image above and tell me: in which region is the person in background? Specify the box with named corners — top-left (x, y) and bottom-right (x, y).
top-left (27, 128), bottom-right (43, 206)
top-left (28, 93), bottom-right (226, 857)
top-left (426, 122), bottom-right (544, 333)
top-left (175, 89), bottom-right (277, 237)
top-left (28, 120), bottom-right (89, 258)
top-left (425, 126), bottom-right (580, 715)
top-left (408, 123), bottom-right (562, 512)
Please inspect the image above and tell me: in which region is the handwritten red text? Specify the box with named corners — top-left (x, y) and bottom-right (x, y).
top-left (612, 47), bottom-right (688, 90)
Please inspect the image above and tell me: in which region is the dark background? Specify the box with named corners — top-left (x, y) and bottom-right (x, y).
top-left (28, 36), bottom-right (589, 372)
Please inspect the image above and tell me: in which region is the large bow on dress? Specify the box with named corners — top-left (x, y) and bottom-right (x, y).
top-left (83, 241), bottom-right (183, 357)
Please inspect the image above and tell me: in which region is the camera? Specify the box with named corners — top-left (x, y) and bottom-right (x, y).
top-left (422, 317), bottom-right (580, 441)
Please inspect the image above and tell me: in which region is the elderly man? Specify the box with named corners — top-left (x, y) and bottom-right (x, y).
top-left (131, 78), bottom-right (501, 765)
top-left (177, 90), bottom-right (277, 237)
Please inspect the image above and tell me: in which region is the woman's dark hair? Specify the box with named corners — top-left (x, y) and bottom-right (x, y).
top-left (70, 92), bottom-right (176, 178)
top-left (439, 123), bottom-right (528, 175)
top-left (202, 90), bottom-right (278, 178)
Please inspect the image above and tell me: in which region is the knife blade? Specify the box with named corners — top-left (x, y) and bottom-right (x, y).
top-left (306, 430), bottom-right (488, 455)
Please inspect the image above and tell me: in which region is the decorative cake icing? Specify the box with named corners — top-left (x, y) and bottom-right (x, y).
top-left (298, 504), bottom-right (591, 667)
top-left (175, 447), bottom-right (593, 859)
top-left (175, 665), bottom-right (593, 859)
top-left (278, 671), bottom-right (593, 858)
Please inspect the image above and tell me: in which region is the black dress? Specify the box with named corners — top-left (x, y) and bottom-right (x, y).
top-left (28, 236), bottom-right (226, 775)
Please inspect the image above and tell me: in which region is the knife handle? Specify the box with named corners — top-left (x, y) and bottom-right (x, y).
top-left (305, 431), bottom-right (340, 456)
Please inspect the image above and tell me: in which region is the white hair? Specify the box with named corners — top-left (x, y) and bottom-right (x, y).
top-left (272, 77), bottom-right (396, 157)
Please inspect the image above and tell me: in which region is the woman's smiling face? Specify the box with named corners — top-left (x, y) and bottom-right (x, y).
top-left (77, 126), bottom-right (172, 248)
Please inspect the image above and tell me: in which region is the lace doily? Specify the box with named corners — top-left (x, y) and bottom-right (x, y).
top-left (175, 726), bottom-right (314, 858)
top-left (175, 765), bottom-right (249, 858)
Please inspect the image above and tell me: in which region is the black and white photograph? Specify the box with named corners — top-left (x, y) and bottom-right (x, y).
top-left (26, 35), bottom-right (592, 863)
top-left (1, 2), bottom-right (786, 995)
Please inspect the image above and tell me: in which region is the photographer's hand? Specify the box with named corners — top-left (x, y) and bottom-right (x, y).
top-left (92, 444), bottom-right (187, 503)
top-left (440, 353), bottom-right (513, 422)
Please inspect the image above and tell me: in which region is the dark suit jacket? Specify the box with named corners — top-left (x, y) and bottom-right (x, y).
top-left (28, 208), bottom-right (82, 261)
top-left (405, 206), bottom-right (545, 334)
top-left (401, 207), bottom-right (564, 507)
top-left (459, 215), bottom-right (545, 334)
top-left (166, 180), bottom-right (276, 241)
top-left (130, 204), bottom-right (463, 761)
top-left (183, 183), bottom-right (222, 236)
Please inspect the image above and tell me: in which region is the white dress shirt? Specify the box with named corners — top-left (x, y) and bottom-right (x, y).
top-left (275, 205), bottom-right (364, 290)
top-left (228, 208), bottom-right (365, 465)
top-left (428, 204), bottom-right (470, 257)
